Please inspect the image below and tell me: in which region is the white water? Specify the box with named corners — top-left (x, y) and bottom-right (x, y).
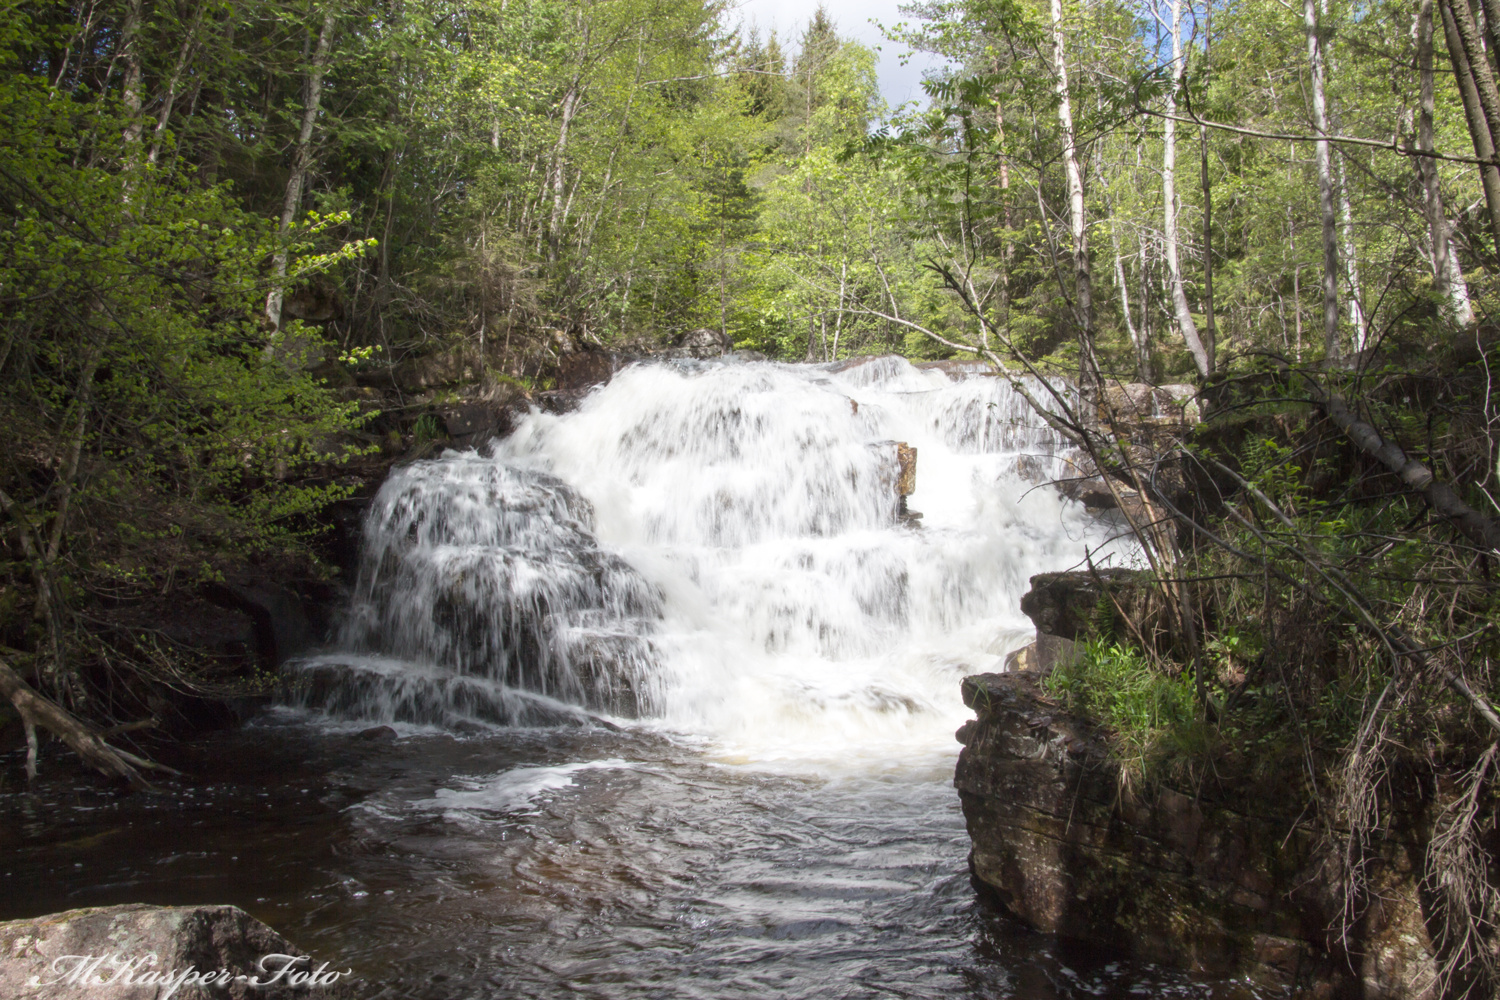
top-left (290, 355), bottom-right (1134, 768)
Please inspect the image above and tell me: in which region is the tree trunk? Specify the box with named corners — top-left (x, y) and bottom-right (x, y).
top-left (1315, 0), bottom-right (1369, 351)
top-left (547, 82), bottom-right (580, 261)
top-left (147, 2), bottom-right (205, 166)
top-left (1304, 0), bottom-right (1342, 362)
top-left (1446, 0), bottom-right (1500, 151)
top-left (1138, 228), bottom-right (1155, 378)
top-left (1420, 0), bottom-right (1476, 326)
top-left (120, 0), bottom-right (145, 154)
top-left (1095, 153), bottom-right (1149, 381)
top-left (1049, 0), bottom-right (1098, 397)
top-left (0, 654), bottom-right (170, 791)
top-left (1439, 0), bottom-right (1500, 255)
top-left (1162, 0), bottom-right (1210, 377)
top-left (994, 84), bottom-right (1013, 332)
top-left (1199, 1), bottom-right (1218, 377)
top-left (1332, 151), bottom-right (1367, 349)
top-left (832, 259), bottom-right (847, 360)
top-left (264, 9), bottom-right (336, 344)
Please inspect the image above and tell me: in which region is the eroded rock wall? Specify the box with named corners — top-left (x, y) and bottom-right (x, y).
top-left (955, 667), bottom-right (1441, 997)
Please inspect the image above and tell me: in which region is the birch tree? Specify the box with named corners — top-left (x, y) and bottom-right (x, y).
top-left (1159, 0), bottom-right (1211, 377)
top-left (1049, 0), bottom-right (1098, 395)
top-left (1303, 0), bottom-right (1342, 362)
top-left (1417, 0), bottom-right (1473, 328)
top-left (265, 9), bottom-right (336, 345)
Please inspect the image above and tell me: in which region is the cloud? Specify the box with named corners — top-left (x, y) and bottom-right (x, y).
top-left (730, 0), bottom-right (946, 109)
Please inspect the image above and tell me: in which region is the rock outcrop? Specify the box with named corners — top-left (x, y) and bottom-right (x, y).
top-left (0, 904), bottom-right (357, 999)
top-left (955, 671), bottom-right (1440, 996)
top-left (957, 571), bottom-right (1445, 997)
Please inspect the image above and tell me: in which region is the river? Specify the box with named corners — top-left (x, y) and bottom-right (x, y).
top-left (1, 356), bottom-right (1269, 998)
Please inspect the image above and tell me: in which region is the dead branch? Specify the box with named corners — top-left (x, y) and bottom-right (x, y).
top-left (1204, 455), bottom-right (1500, 736)
top-left (1293, 370), bottom-right (1500, 555)
top-left (0, 653), bottom-right (177, 791)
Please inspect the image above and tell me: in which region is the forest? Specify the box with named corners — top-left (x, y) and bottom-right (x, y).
top-left (3, 0), bottom-right (1500, 995)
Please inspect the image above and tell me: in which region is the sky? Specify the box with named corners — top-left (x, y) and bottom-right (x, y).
top-left (728, 0), bottom-right (948, 109)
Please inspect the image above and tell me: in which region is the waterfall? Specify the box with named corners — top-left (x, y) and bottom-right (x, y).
top-left (287, 355), bottom-right (1131, 760)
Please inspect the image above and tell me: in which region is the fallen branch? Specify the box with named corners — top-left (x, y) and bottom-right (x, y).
top-left (1200, 455), bottom-right (1500, 737)
top-left (0, 653), bottom-right (177, 791)
top-left (1293, 370), bottom-right (1500, 554)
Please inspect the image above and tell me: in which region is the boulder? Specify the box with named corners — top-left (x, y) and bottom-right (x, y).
top-left (1099, 381), bottom-right (1200, 424)
top-left (391, 348), bottom-right (473, 392)
top-left (664, 328), bottom-right (730, 359)
top-left (555, 348), bottom-right (623, 394)
top-left (204, 579), bottom-right (314, 667)
top-left (435, 379), bottom-right (530, 450)
top-left (914, 359), bottom-right (993, 380)
top-left (0, 904), bottom-right (358, 999)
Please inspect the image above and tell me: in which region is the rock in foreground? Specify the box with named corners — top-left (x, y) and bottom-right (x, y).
top-left (0, 904), bottom-right (357, 999)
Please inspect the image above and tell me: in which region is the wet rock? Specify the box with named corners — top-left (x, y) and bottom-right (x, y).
top-left (1099, 381), bottom-right (1200, 424)
top-left (1001, 642), bottom-right (1036, 673)
top-left (391, 348), bottom-right (475, 392)
top-left (0, 903), bottom-right (358, 999)
top-left (556, 348), bottom-right (624, 394)
top-left (914, 358), bottom-right (994, 380)
top-left (895, 443), bottom-right (917, 497)
top-left (536, 348), bottom-right (631, 415)
top-left (281, 283), bottom-right (343, 325)
top-left (663, 327), bottom-right (731, 359)
top-left (435, 379), bottom-right (531, 451)
top-left (204, 578), bottom-right (315, 667)
top-left (439, 401), bottom-right (513, 441)
top-left (954, 671), bottom-right (1440, 993)
top-left (1056, 475), bottom-right (1124, 510)
top-left (357, 725), bottom-right (398, 742)
top-left (1013, 454), bottom-right (1048, 483)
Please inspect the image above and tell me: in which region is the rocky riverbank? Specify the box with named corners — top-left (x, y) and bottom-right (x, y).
top-left (957, 573), bottom-right (1444, 999)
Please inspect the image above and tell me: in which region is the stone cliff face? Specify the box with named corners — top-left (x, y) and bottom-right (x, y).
top-left (955, 671), bottom-right (1438, 997)
top-left (957, 574), bottom-right (1444, 998)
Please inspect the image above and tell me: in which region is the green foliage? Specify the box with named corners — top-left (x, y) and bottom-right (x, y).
top-left (1043, 637), bottom-right (1206, 779)
top-left (0, 5), bottom-right (372, 615)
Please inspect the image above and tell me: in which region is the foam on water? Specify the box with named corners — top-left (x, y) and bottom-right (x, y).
top-left (413, 759), bottom-right (633, 819)
top-left (287, 355), bottom-right (1134, 767)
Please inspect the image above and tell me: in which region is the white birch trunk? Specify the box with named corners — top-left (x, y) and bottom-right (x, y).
top-left (547, 83), bottom-right (580, 259)
top-left (1418, 0), bottom-right (1475, 327)
top-left (1162, 0), bottom-right (1210, 377)
top-left (1049, 0), bottom-right (1097, 393)
top-left (121, 0), bottom-right (145, 152)
top-left (147, 3), bottom-right (205, 166)
top-left (1303, 0), bottom-right (1342, 361)
top-left (1319, 0), bottom-right (1369, 350)
top-left (265, 10), bottom-right (336, 344)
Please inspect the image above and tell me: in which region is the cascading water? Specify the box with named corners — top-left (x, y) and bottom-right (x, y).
top-left (6, 356), bottom-right (1268, 1000)
top-left (289, 354), bottom-right (1126, 761)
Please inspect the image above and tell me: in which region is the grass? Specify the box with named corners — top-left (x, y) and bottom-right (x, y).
top-left (1042, 637), bottom-right (1206, 780)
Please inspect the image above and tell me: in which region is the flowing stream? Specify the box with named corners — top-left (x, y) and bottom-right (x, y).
top-left (0, 356), bottom-right (1269, 998)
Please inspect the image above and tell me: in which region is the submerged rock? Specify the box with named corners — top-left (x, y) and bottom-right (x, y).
top-left (0, 904), bottom-right (357, 999)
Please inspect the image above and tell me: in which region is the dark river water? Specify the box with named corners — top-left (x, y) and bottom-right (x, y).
top-left (1, 714), bottom-right (1269, 1000)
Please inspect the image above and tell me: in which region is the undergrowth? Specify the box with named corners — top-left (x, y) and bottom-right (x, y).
top-left (1041, 637), bottom-right (1208, 781)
